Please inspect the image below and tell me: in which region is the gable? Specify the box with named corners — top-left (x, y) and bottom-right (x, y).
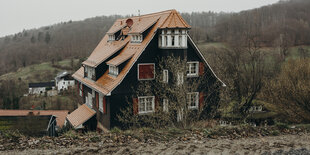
top-left (73, 10), bottom-right (224, 96)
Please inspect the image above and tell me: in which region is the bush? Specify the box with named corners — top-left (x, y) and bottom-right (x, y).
top-left (275, 122), bottom-right (290, 130)
top-left (110, 127), bottom-right (122, 134)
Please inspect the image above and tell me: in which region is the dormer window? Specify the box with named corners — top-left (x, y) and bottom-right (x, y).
top-left (131, 34), bottom-right (143, 43)
top-left (108, 34), bottom-right (115, 41)
top-left (84, 65), bottom-right (95, 81)
top-left (159, 29), bottom-right (187, 48)
top-left (109, 65), bottom-right (119, 76)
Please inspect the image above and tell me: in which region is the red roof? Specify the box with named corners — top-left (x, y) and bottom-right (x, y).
top-left (66, 104), bottom-right (96, 128)
top-left (0, 110), bottom-right (69, 127)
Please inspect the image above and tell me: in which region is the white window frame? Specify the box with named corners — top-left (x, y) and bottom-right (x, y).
top-left (187, 61), bottom-right (199, 77)
top-left (187, 92), bottom-right (199, 109)
top-left (177, 108), bottom-right (184, 122)
top-left (87, 92), bottom-right (93, 108)
top-left (131, 34), bottom-right (143, 43)
top-left (138, 96), bottom-right (155, 114)
top-left (137, 63), bottom-right (155, 80)
top-left (177, 72), bottom-right (184, 85)
top-left (163, 69), bottom-right (169, 83)
top-left (109, 65), bottom-right (119, 76)
top-left (108, 34), bottom-right (115, 41)
top-left (99, 93), bottom-right (103, 113)
top-left (163, 99), bottom-right (169, 112)
top-left (85, 66), bottom-right (95, 80)
top-left (79, 83), bottom-right (83, 96)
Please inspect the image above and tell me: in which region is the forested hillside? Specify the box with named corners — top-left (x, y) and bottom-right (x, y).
top-left (1, 0), bottom-right (309, 77)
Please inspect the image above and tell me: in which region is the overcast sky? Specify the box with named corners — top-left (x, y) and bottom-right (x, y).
top-left (0, 0), bottom-right (279, 37)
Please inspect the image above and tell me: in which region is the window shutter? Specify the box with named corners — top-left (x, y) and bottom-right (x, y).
top-left (96, 92), bottom-right (99, 108)
top-left (155, 96), bottom-right (159, 111)
top-left (133, 98), bottom-right (138, 115)
top-left (138, 64), bottom-right (155, 80)
top-left (81, 84), bottom-right (84, 97)
top-left (103, 96), bottom-right (106, 114)
top-left (199, 92), bottom-right (204, 110)
top-left (199, 62), bottom-right (204, 76)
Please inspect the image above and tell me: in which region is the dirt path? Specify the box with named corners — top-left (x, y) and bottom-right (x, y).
top-left (2, 133), bottom-right (310, 155)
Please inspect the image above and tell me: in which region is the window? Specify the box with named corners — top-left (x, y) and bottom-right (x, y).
top-left (109, 65), bottom-right (119, 76)
top-left (187, 92), bottom-right (199, 109)
top-left (85, 66), bottom-right (95, 80)
top-left (87, 92), bottom-right (93, 108)
top-left (187, 62), bottom-right (199, 77)
top-left (179, 36), bottom-right (182, 46)
top-left (159, 29), bottom-right (187, 48)
top-left (138, 96), bottom-right (155, 114)
top-left (138, 63), bottom-right (155, 80)
top-left (108, 34), bottom-right (115, 41)
top-left (163, 69), bottom-right (168, 83)
top-left (99, 93), bottom-right (103, 113)
top-left (163, 99), bottom-right (169, 112)
top-left (177, 72), bottom-right (184, 85)
top-left (131, 34), bottom-right (143, 43)
top-left (177, 108), bottom-right (184, 122)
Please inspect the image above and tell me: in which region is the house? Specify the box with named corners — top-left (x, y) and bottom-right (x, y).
top-left (28, 82), bottom-right (56, 96)
top-left (55, 71), bottom-right (75, 92)
top-left (70, 10), bottom-right (225, 130)
top-left (0, 110), bottom-right (69, 136)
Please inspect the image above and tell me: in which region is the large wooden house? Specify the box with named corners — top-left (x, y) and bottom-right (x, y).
top-left (69, 10), bottom-right (225, 130)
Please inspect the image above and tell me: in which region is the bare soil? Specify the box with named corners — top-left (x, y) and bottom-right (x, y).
top-left (1, 133), bottom-right (310, 155)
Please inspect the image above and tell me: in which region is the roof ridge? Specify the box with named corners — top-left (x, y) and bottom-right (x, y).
top-left (176, 11), bottom-right (190, 27)
top-left (160, 11), bottom-right (173, 28)
top-left (119, 9), bottom-right (174, 20)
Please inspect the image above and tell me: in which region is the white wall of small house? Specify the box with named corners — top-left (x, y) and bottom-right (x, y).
top-left (28, 87), bottom-right (46, 95)
top-left (56, 79), bottom-right (75, 92)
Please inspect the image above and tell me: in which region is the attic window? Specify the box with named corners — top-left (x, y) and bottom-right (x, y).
top-left (159, 29), bottom-right (187, 48)
top-left (84, 66), bottom-right (95, 80)
top-left (131, 34), bottom-right (143, 43)
top-left (108, 34), bottom-right (115, 41)
top-left (109, 65), bottom-right (118, 76)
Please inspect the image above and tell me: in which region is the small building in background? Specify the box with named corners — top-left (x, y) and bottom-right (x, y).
top-left (28, 82), bottom-right (56, 96)
top-left (0, 110), bottom-right (69, 136)
top-left (55, 71), bottom-right (75, 92)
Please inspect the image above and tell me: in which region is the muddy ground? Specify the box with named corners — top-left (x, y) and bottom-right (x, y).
top-left (1, 125), bottom-right (310, 154)
top-left (1, 133), bottom-right (310, 154)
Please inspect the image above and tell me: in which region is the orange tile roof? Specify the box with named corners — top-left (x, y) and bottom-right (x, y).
top-left (106, 45), bottom-right (137, 66)
top-left (0, 110), bottom-right (69, 127)
top-left (160, 10), bottom-right (191, 29)
top-left (106, 19), bottom-right (126, 34)
top-left (82, 37), bottom-right (129, 67)
top-left (73, 10), bottom-right (192, 95)
top-left (66, 104), bottom-right (96, 128)
top-left (128, 16), bottom-right (160, 34)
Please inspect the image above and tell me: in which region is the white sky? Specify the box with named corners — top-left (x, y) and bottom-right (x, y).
top-left (0, 0), bottom-right (279, 37)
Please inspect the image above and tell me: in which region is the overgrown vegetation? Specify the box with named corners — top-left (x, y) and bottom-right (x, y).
top-left (118, 56), bottom-right (221, 129)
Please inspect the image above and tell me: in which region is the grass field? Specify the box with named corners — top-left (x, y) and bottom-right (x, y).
top-left (197, 42), bottom-right (310, 60)
top-left (0, 59), bottom-right (79, 83)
